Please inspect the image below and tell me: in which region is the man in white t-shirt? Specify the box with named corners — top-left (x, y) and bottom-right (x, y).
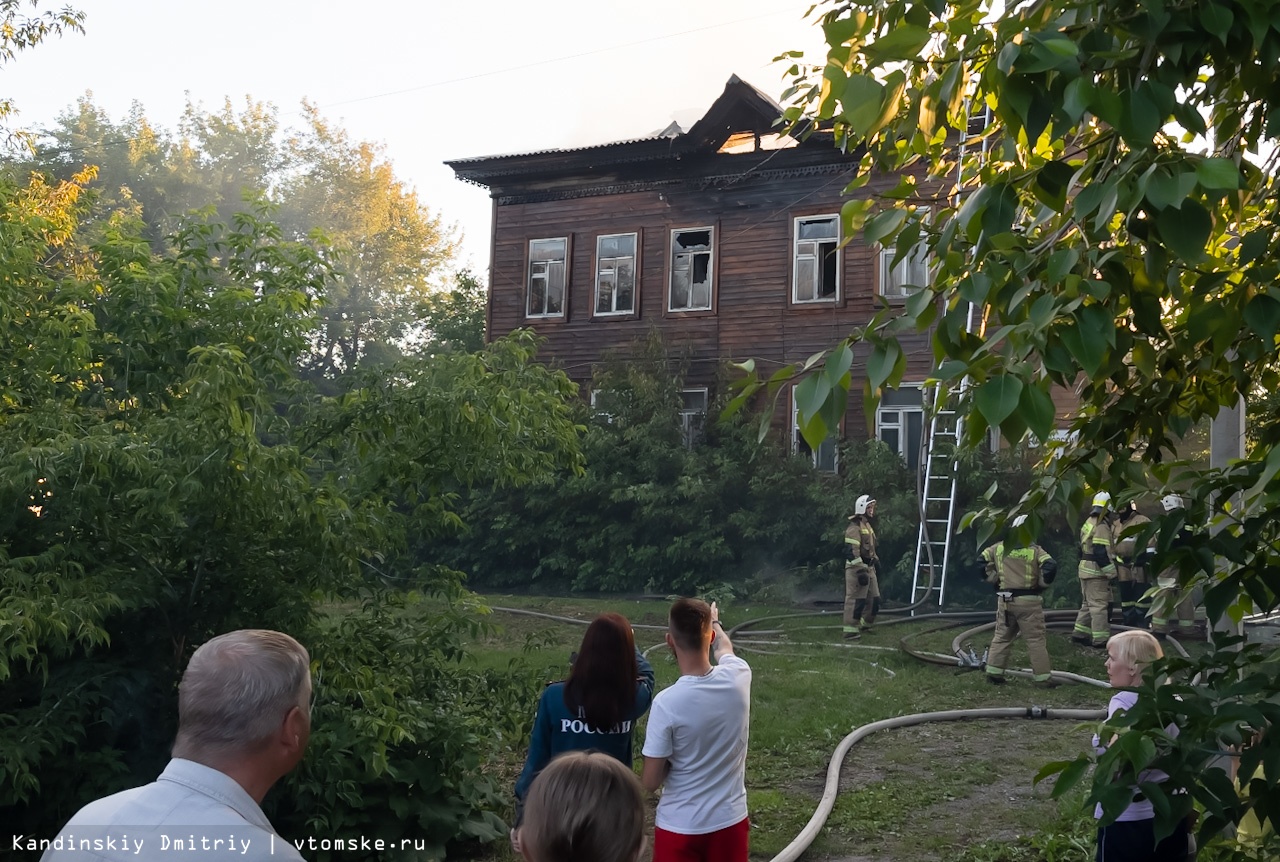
top-left (642, 598), bottom-right (752, 862)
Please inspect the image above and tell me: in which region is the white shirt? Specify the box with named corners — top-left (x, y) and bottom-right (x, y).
top-left (38, 759), bottom-right (305, 861)
top-left (642, 654), bottom-right (751, 834)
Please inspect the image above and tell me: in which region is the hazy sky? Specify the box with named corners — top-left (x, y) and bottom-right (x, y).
top-left (8, 0), bottom-right (827, 275)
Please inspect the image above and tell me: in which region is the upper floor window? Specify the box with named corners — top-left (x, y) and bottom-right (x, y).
top-left (878, 210), bottom-right (930, 299)
top-left (528, 238), bottom-right (567, 317)
top-left (669, 227), bottom-right (713, 312)
top-left (793, 215), bottom-right (839, 302)
top-left (792, 387), bottom-right (838, 473)
top-left (679, 388), bottom-right (708, 449)
top-left (595, 233), bottom-right (637, 315)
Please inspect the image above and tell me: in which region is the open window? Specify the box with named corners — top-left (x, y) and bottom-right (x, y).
top-left (793, 215), bottom-right (839, 303)
top-left (594, 233), bottom-right (637, 315)
top-left (527, 237), bottom-right (567, 317)
top-left (669, 227), bottom-right (714, 312)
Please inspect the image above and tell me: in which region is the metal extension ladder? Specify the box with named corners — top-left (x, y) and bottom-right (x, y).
top-left (910, 391), bottom-right (965, 609)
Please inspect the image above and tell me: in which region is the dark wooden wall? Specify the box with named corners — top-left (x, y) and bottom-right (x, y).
top-left (487, 160), bottom-right (936, 442)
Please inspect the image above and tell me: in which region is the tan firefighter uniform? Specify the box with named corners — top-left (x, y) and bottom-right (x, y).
top-left (843, 515), bottom-right (879, 634)
top-left (1151, 530), bottom-right (1197, 637)
top-left (1113, 508), bottom-right (1151, 627)
top-left (980, 541), bottom-right (1057, 685)
top-left (1072, 512), bottom-right (1116, 646)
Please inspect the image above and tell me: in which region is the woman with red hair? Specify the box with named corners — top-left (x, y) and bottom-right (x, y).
top-left (513, 613), bottom-right (655, 841)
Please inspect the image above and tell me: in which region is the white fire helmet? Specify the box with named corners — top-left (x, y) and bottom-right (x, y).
top-left (1091, 491), bottom-right (1111, 510)
top-left (854, 494), bottom-right (876, 516)
top-left (1161, 494), bottom-right (1185, 512)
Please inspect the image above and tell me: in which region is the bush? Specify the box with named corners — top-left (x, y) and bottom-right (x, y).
top-left (439, 335), bottom-right (922, 599)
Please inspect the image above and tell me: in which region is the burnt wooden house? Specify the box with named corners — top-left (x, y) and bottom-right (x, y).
top-left (447, 75), bottom-right (942, 471)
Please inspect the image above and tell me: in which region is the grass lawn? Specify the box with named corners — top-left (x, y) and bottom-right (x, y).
top-left (455, 594), bottom-right (1121, 862)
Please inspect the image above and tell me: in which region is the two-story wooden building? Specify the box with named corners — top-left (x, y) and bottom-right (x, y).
top-left (447, 75), bottom-right (939, 471)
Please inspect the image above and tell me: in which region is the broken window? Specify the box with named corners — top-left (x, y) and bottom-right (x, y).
top-left (794, 215), bottom-right (839, 302)
top-left (669, 227), bottom-right (713, 311)
top-left (528, 237), bottom-right (567, 317)
top-left (594, 233), bottom-right (637, 315)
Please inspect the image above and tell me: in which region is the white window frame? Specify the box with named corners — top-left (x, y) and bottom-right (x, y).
top-left (527, 237), bottom-right (568, 318)
top-left (876, 386), bottom-right (926, 470)
top-left (793, 214), bottom-right (840, 303)
top-left (878, 209), bottom-right (931, 299)
top-left (679, 388), bottom-right (708, 449)
top-left (791, 387), bottom-right (839, 473)
top-left (594, 232), bottom-right (638, 316)
top-left (668, 227), bottom-right (714, 312)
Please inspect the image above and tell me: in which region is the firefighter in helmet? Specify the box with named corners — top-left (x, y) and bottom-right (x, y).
top-left (842, 495), bottom-right (880, 639)
top-left (1150, 493), bottom-right (1198, 639)
top-left (1112, 500), bottom-right (1152, 628)
top-left (976, 515), bottom-right (1058, 687)
top-left (1072, 491), bottom-right (1116, 647)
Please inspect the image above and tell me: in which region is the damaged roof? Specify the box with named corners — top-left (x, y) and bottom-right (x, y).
top-left (446, 75), bottom-right (795, 187)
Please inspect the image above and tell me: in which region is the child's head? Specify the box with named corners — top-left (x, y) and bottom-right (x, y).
top-left (1105, 630), bottom-right (1163, 687)
top-left (518, 751), bottom-right (646, 862)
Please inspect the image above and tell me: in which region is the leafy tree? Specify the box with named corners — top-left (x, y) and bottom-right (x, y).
top-left (442, 334), bottom-right (920, 597)
top-left (416, 268), bottom-right (487, 355)
top-left (22, 95), bottom-right (459, 376)
top-left (278, 103), bottom-right (459, 376)
top-left (0, 167), bottom-right (582, 851)
top-left (0, 0), bottom-right (83, 143)
top-left (756, 0), bottom-right (1280, 852)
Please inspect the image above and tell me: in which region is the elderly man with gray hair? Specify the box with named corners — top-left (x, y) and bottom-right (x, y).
top-left (40, 630), bottom-right (311, 861)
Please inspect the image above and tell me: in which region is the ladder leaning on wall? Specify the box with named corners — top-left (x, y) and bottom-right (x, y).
top-left (908, 104), bottom-right (990, 611)
top-left (909, 388), bottom-right (966, 609)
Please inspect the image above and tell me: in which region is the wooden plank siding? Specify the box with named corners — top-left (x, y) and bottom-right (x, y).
top-left (484, 161), bottom-right (935, 444)
top-left (449, 76), bottom-right (1077, 452)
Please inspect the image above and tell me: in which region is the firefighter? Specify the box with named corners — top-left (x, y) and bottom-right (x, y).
top-left (1113, 500), bottom-right (1152, 628)
top-left (977, 515), bottom-right (1058, 687)
top-left (1072, 491), bottom-right (1116, 647)
top-left (842, 495), bottom-right (880, 639)
top-left (1150, 494), bottom-right (1198, 639)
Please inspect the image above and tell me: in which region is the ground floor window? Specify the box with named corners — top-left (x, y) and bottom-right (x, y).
top-left (877, 386), bottom-right (925, 470)
top-left (792, 387), bottom-right (838, 472)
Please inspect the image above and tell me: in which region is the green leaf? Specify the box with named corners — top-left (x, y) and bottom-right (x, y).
top-left (1157, 199), bottom-right (1212, 263)
top-left (1062, 77), bottom-right (1093, 123)
top-left (840, 74), bottom-right (887, 135)
top-left (980, 184), bottom-right (1018, 242)
top-left (822, 11), bottom-right (870, 47)
top-left (1019, 383), bottom-right (1056, 443)
top-left (1200, 2), bottom-right (1234, 44)
top-left (866, 341), bottom-right (904, 390)
top-left (825, 342), bottom-right (854, 387)
top-left (1195, 157), bottom-right (1239, 190)
top-left (1145, 168), bottom-right (1198, 210)
top-left (840, 198), bottom-right (873, 236)
top-left (863, 208), bottom-right (908, 246)
top-left (974, 375), bottom-right (1024, 427)
top-left (1243, 294), bottom-right (1280, 342)
top-left (865, 24), bottom-right (930, 62)
top-left (1121, 85), bottom-right (1161, 145)
top-left (1044, 756), bottom-right (1090, 797)
top-left (1240, 229), bottom-right (1269, 264)
top-left (1060, 305), bottom-right (1113, 378)
top-left (1047, 248), bottom-right (1078, 284)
